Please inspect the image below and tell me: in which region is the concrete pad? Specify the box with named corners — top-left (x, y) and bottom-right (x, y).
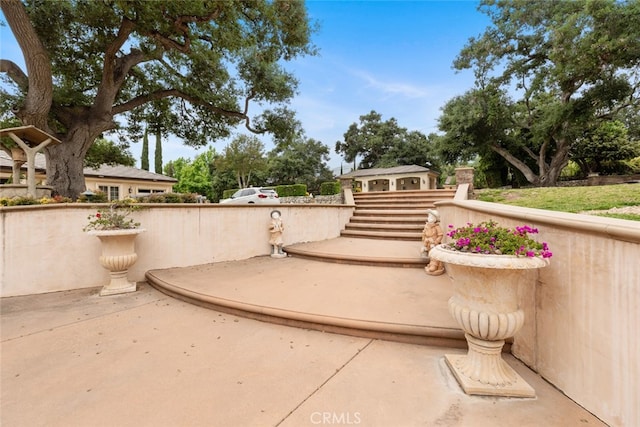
top-left (280, 340), bottom-right (606, 427)
top-left (1, 285), bottom-right (369, 426)
top-left (1, 285), bottom-right (605, 427)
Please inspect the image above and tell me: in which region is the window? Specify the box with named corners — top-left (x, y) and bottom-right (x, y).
top-left (109, 186), bottom-right (119, 201)
top-left (98, 185), bottom-right (120, 201)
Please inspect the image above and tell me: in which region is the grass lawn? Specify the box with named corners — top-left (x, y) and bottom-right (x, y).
top-left (474, 183), bottom-right (640, 221)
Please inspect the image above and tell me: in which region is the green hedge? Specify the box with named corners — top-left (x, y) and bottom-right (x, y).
top-left (274, 184), bottom-right (307, 197)
top-left (319, 181), bottom-right (341, 196)
top-left (131, 193), bottom-right (198, 203)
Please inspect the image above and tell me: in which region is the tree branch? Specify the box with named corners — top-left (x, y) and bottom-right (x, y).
top-left (113, 89), bottom-right (260, 131)
top-left (0, 59), bottom-right (28, 91)
top-left (0, 0), bottom-right (52, 129)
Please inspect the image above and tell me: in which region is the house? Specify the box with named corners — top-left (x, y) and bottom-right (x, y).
top-left (0, 151), bottom-right (177, 200)
top-left (338, 165), bottom-right (439, 192)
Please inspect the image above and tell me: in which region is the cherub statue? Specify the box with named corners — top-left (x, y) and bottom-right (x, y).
top-left (269, 210), bottom-right (286, 258)
top-left (421, 209), bottom-right (445, 276)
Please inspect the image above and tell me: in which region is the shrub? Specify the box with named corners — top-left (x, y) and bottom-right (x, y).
top-left (136, 192), bottom-right (198, 203)
top-left (161, 193), bottom-right (183, 203)
top-left (319, 181), bottom-right (341, 195)
top-left (274, 184), bottom-right (307, 197)
top-left (5, 196), bottom-right (40, 205)
top-left (179, 193), bottom-right (198, 203)
top-left (76, 191), bottom-right (109, 203)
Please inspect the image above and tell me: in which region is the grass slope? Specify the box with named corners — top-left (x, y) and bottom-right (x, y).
top-left (475, 183), bottom-right (640, 221)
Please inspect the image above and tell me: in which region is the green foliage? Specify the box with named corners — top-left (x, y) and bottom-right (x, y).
top-left (560, 161), bottom-right (584, 180)
top-left (624, 157), bottom-right (640, 173)
top-left (215, 135), bottom-right (267, 189)
top-left (141, 129), bottom-right (149, 171)
top-left (83, 200), bottom-right (141, 231)
top-left (76, 191), bottom-right (109, 203)
top-left (571, 121), bottom-right (640, 175)
top-left (336, 111), bottom-right (438, 170)
top-left (169, 149), bottom-right (216, 200)
top-left (474, 185), bottom-right (640, 213)
top-left (444, 0), bottom-right (640, 187)
top-left (154, 130), bottom-right (162, 174)
top-left (84, 137), bottom-right (136, 168)
top-left (2, 0), bottom-right (317, 198)
top-left (319, 181), bottom-right (340, 196)
top-left (597, 213), bottom-right (640, 221)
top-left (0, 196), bottom-right (40, 206)
top-left (136, 193), bottom-right (197, 203)
top-left (274, 184), bottom-right (306, 197)
top-left (267, 136), bottom-right (334, 194)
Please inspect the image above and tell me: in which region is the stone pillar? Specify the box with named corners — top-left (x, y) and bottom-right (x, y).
top-left (340, 177), bottom-right (354, 205)
top-left (455, 167), bottom-right (474, 193)
top-left (339, 177), bottom-right (352, 191)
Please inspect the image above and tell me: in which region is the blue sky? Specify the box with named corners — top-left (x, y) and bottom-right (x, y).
top-left (0, 1), bottom-right (491, 171)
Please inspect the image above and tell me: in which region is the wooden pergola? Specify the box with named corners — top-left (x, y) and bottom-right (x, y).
top-left (0, 125), bottom-right (61, 197)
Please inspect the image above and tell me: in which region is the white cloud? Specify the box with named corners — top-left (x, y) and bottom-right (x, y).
top-left (350, 69), bottom-right (432, 99)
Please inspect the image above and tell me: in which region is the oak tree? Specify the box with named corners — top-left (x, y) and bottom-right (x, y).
top-left (0, 0), bottom-right (316, 198)
top-left (445, 0), bottom-right (640, 186)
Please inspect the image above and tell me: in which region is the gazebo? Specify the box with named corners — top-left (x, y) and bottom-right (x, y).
top-left (0, 125), bottom-right (61, 198)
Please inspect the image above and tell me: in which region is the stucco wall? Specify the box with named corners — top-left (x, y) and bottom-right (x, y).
top-left (353, 172), bottom-right (438, 192)
top-left (0, 203), bottom-right (353, 297)
top-left (435, 198), bottom-right (639, 427)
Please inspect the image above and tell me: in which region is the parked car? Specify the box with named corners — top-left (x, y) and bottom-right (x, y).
top-left (219, 187), bottom-right (280, 204)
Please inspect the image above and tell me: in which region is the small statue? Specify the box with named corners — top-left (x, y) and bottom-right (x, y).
top-left (269, 210), bottom-right (286, 258)
top-left (421, 209), bottom-right (445, 276)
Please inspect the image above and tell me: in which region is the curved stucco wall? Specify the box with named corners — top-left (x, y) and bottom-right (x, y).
top-left (0, 203), bottom-right (354, 297)
top-left (435, 198), bottom-right (639, 427)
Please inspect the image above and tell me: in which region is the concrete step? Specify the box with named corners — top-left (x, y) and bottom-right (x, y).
top-left (355, 204), bottom-right (436, 210)
top-left (284, 237), bottom-right (427, 268)
top-left (340, 229), bottom-right (422, 241)
top-left (345, 223), bottom-right (424, 232)
top-left (350, 216), bottom-right (426, 225)
top-left (352, 210), bottom-right (429, 218)
top-left (146, 253), bottom-right (465, 348)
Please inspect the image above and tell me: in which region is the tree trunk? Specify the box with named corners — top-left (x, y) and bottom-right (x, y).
top-left (1, 0), bottom-right (52, 130)
top-left (45, 125), bottom-right (100, 199)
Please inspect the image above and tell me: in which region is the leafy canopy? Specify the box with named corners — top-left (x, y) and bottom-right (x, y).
top-left (0, 0), bottom-right (317, 197)
top-left (440, 0), bottom-right (640, 187)
top-left (335, 110), bottom-right (439, 171)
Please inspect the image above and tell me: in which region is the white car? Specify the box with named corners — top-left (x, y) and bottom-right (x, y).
top-left (220, 187), bottom-right (280, 204)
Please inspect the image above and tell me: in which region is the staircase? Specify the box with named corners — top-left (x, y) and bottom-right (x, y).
top-left (148, 187), bottom-right (465, 348)
top-left (341, 189), bottom-right (457, 241)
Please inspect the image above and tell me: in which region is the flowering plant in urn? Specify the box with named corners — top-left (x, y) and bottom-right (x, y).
top-left (83, 199), bottom-right (141, 231)
top-left (445, 220), bottom-right (552, 258)
top-left (429, 220), bottom-right (552, 398)
top-left (84, 199), bottom-right (144, 296)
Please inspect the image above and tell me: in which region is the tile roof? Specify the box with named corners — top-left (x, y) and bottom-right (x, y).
top-left (0, 151), bottom-right (176, 182)
top-left (83, 163), bottom-right (177, 182)
top-left (338, 165), bottom-right (434, 178)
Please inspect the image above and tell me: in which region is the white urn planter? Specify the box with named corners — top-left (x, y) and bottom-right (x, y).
top-left (429, 244), bottom-right (549, 397)
top-left (88, 229), bottom-right (145, 296)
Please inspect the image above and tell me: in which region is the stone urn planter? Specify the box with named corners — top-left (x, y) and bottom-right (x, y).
top-left (429, 244), bottom-right (549, 397)
top-left (88, 229), bottom-right (145, 296)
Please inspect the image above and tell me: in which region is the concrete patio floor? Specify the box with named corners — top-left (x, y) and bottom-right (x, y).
top-left (1, 280), bottom-right (605, 427)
